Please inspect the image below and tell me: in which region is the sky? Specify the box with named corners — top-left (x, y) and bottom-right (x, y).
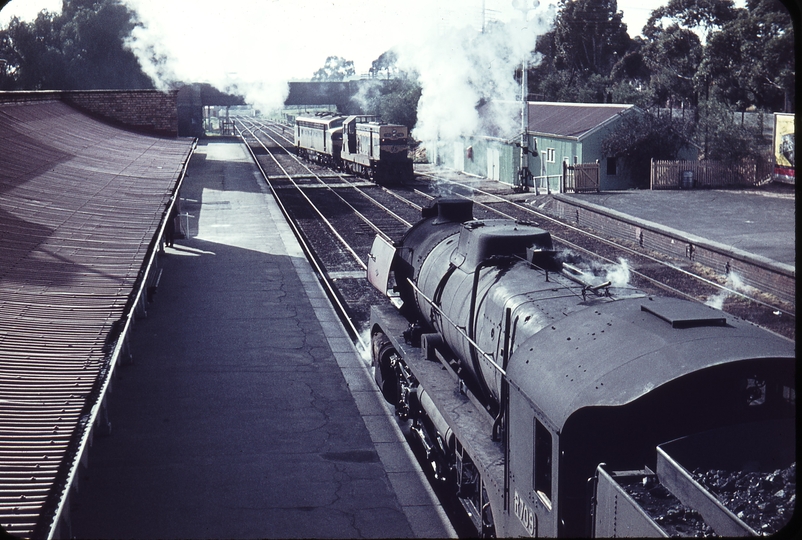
top-left (0, 0), bottom-right (670, 78)
top-left (0, 0), bottom-right (743, 143)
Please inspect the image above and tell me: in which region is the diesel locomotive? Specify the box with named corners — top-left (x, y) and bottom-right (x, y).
top-left (294, 113), bottom-right (414, 183)
top-left (366, 198), bottom-right (796, 537)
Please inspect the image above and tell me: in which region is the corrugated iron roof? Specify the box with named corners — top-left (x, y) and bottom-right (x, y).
top-left (527, 102), bottom-right (634, 139)
top-left (0, 100), bottom-right (194, 538)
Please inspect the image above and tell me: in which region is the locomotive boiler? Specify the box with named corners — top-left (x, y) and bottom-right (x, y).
top-left (366, 198), bottom-right (796, 537)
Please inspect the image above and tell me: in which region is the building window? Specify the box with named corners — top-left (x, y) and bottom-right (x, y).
top-left (607, 157), bottom-right (618, 175)
top-left (546, 148), bottom-right (555, 163)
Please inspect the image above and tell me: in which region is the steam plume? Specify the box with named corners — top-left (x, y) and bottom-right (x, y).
top-left (119, 0), bottom-right (555, 133)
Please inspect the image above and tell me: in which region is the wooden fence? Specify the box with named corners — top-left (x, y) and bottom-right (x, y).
top-left (563, 161), bottom-right (600, 192)
top-left (650, 156), bottom-right (774, 189)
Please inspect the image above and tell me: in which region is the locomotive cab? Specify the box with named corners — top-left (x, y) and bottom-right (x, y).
top-left (504, 297), bottom-right (796, 537)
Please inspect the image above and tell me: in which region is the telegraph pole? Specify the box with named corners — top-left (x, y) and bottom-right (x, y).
top-left (514, 0), bottom-right (537, 192)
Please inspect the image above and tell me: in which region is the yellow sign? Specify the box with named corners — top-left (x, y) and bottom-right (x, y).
top-left (773, 113), bottom-right (794, 170)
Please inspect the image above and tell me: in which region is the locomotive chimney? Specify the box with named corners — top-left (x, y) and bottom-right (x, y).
top-left (421, 198), bottom-right (474, 224)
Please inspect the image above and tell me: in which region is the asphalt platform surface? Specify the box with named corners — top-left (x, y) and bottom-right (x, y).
top-left (69, 141), bottom-right (454, 539)
top-left (552, 187), bottom-right (796, 268)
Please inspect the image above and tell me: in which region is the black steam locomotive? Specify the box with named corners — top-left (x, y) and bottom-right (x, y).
top-left (366, 198), bottom-right (796, 537)
top-left (294, 113), bottom-right (413, 183)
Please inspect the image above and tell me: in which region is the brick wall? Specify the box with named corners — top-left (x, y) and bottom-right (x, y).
top-left (0, 90), bottom-right (179, 136)
top-left (62, 90), bottom-right (179, 136)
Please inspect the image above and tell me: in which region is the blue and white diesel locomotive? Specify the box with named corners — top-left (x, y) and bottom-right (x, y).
top-left (366, 198), bottom-right (796, 537)
top-left (294, 113), bottom-right (413, 183)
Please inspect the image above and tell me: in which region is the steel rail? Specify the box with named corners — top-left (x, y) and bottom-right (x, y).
top-left (236, 123), bottom-right (367, 352)
top-left (240, 120), bottom-right (389, 248)
top-left (237, 122), bottom-right (368, 269)
top-left (242, 119), bottom-right (415, 233)
top-left (417, 171), bottom-right (794, 318)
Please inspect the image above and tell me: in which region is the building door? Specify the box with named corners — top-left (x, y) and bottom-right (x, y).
top-left (486, 147), bottom-right (500, 181)
top-left (454, 142), bottom-right (465, 171)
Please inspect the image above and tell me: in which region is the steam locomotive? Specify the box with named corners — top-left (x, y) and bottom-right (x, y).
top-left (366, 198), bottom-right (796, 537)
top-left (294, 113), bottom-right (414, 183)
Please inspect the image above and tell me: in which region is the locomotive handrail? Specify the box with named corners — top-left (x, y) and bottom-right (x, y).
top-left (406, 278), bottom-right (506, 377)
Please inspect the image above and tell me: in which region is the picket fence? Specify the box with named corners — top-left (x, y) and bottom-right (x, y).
top-left (650, 157), bottom-right (774, 189)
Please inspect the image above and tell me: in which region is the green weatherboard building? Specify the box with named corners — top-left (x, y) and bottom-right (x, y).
top-left (438, 102), bottom-right (697, 192)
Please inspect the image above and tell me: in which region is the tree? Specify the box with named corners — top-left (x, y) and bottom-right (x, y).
top-left (694, 96), bottom-right (765, 160)
top-left (311, 56), bottom-right (355, 82)
top-left (602, 109), bottom-right (694, 186)
top-left (644, 0), bottom-right (738, 38)
top-left (369, 50), bottom-right (400, 80)
top-left (640, 23), bottom-right (703, 108)
top-left (357, 50), bottom-right (421, 127)
top-left (530, 0), bottom-right (632, 103)
top-left (695, 0), bottom-right (794, 112)
top-left (0, 0), bottom-right (153, 90)
top-left (552, 0), bottom-right (631, 76)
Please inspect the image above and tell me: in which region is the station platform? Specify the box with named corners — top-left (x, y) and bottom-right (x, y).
top-left (70, 141), bottom-right (455, 539)
top-left (548, 187), bottom-right (795, 268)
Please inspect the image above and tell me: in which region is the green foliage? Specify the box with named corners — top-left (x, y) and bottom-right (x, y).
top-left (696, 0), bottom-right (794, 112)
top-left (602, 109), bottom-right (694, 185)
top-left (530, 0), bottom-right (631, 103)
top-left (311, 56), bottom-right (355, 82)
top-left (552, 0), bottom-right (631, 76)
top-left (358, 49), bottom-right (420, 127)
top-left (358, 77), bottom-right (421, 128)
top-left (640, 24), bottom-right (702, 107)
top-left (694, 96), bottom-right (765, 161)
top-left (0, 0), bottom-right (153, 90)
top-left (370, 50), bottom-right (400, 80)
top-left (644, 0), bottom-right (738, 37)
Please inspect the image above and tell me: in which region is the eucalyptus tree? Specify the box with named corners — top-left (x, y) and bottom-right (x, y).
top-left (311, 56), bottom-right (356, 82)
top-left (696, 0), bottom-right (794, 112)
top-left (0, 0), bottom-right (152, 90)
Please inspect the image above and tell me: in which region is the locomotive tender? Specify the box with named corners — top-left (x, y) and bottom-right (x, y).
top-left (294, 113), bottom-right (413, 183)
top-left (366, 198), bottom-right (796, 537)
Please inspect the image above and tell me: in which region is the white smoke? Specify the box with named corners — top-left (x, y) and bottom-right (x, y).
top-left (603, 257), bottom-right (632, 288)
top-left (705, 272), bottom-right (751, 310)
top-left (116, 0), bottom-right (555, 127)
top-left (558, 252), bottom-right (633, 289)
top-left (395, 1), bottom-right (555, 147)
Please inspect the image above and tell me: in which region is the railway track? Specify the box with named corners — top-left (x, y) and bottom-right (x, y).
top-left (234, 117), bottom-right (794, 536)
top-left (235, 118), bottom-right (417, 343)
top-left (235, 118), bottom-right (794, 343)
top-left (235, 117), bottom-right (480, 536)
top-left (411, 171), bottom-right (795, 340)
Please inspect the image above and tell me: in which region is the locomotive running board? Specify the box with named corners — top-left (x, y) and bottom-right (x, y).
top-left (370, 305), bottom-right (506, 504)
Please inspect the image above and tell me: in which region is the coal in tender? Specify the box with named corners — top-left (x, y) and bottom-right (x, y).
top-left (693, 462), bottom-right (795, 535)
top-left (624, 477), bottom-right (716, 537)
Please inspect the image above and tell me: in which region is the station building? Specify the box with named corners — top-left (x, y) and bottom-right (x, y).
top-left (428, 101), bottom-right (700, 192)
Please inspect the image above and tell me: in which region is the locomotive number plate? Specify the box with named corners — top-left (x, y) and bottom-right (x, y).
top-left (513, 490), bottom-right (536, 536)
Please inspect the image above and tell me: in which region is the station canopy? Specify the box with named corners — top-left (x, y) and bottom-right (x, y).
top-left (0, 99), bottom-right (194, 538)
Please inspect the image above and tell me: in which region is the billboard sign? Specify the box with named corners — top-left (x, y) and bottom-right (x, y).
top-left (773, 113), bottom-right (794, 184)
